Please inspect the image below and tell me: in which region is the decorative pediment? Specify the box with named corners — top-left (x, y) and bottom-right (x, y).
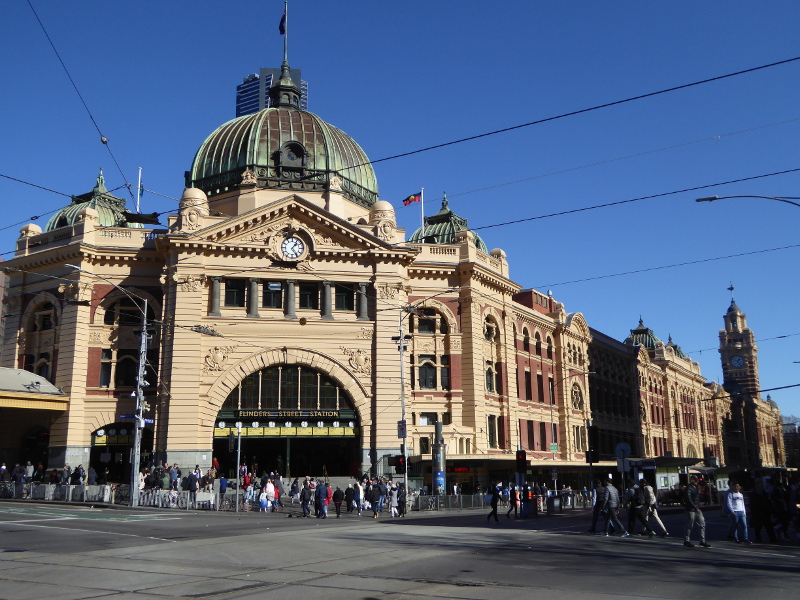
top-left (183, 195), bottom-right (395, 259)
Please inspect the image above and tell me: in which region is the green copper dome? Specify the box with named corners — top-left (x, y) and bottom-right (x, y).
top-left (188, 106), bottom-right (379, 208)
top-left (666, 335), bottom-right (689, 359)
top-left (45, 170), bottom-right (144, 232)
top-left (408, 195), bottom-right (488, 253)
top-left (624, 318), bottom-right (662, 349)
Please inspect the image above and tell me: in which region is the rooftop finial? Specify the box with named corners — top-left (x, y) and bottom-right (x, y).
top-left (94, 168), bottom-right (107, 193)
top-left (728, 282), bottom-right (735, 303)
top-left (442, 191), bottom-right (449, 211)
top-left (269, 1), bottom-right (301, 109)
top-left (638, 315), bottom-right (644, 327)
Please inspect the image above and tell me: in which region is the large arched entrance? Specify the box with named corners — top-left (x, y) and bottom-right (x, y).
top-left (213, 364), bottom-right (361, 478)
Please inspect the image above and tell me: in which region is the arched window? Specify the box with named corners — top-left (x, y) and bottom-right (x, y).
top-left (534, 332), bottom-right (542, 356)
top-left (523, 328), bottom-right (530, 353)
top-left (484, 316), bottom-right (497, 341)
top-left (418, 356), bottom-right (437, 389)
top-left (222, 364), bottom-right (355, 411)
top-left (485, 361), bottom-right (495, 393)
top-left (571, 384), bottom-right (584, 410)
top-left (546, 336), bottom-right (553, 360)
top-left (415, 308), bottom-right (449, 334)
top-left (103, 297), bottom-right (156, 326)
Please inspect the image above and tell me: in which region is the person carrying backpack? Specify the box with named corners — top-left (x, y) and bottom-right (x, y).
top-left (626, 482), bottom-right (652, 535)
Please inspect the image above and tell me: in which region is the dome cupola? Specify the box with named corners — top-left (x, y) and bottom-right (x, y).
top-left (408, 194), bottom-right (488, 252)
top-left (45, 170), bottom-right (144, 232)
top-left (187, 61), bottom-right (378, 209)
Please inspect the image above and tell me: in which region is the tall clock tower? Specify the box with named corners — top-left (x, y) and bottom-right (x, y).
top-left (719, 296), bottom-right (763, 468)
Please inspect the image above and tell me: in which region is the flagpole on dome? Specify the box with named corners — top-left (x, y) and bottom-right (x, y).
top-left (280, 2), bottom-right (288, 64)
top-left (420, 188), bottom-right (425, 241)
top-left (135, 167), bottom-right (142, 213)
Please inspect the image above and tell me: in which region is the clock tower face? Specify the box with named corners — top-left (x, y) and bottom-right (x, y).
top-left (280, 236), bottom-right (305, 260)
top-left (730, 355), bottom-right (745, 368)
top-left (720, 299), bottom-right (760, 396)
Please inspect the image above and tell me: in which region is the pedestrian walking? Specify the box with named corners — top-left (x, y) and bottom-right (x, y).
top-left (683, 476), bottom-right (711, 548)
top-left (486, 481), bottom-right (501, 524)
top-left (640, 479), bottom-right (668, 538)
top-left (602, 478), bottom-right (629, 537)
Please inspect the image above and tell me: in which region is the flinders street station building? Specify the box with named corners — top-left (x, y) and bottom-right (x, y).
top-left (0, 62), bottom-right (784, 490)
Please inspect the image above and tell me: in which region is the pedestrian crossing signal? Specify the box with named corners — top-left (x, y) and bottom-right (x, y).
top-left (515, 449), bottom-right (527, 473)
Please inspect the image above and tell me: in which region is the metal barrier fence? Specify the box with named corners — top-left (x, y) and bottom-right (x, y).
top-left (0, 482), bottom-right (224, 511)
top-left (410, 492), bottom-right (592, 513)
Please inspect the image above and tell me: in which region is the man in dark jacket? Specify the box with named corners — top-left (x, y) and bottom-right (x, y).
top-left (344, 484), bottom-right (355, 514)
top-left (397, 483), bottom-right (407, 517)
top-left (187, 471), bottom-right (200, 508)
top-left (683, 476), bottom-right (711, 548)
top-left (300, 481), bottom-right (313, 517)
top-left (315, 480), bottom-right (329, 518)
top-left (332, 486), bottom-right (344, 517)
top-left (369, 479), bottom-right (382, 518)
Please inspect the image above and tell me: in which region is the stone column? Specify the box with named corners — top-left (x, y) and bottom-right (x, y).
top-left (322, 281), bottom-right (334, 320)
top-left (357, 282), bottom-right (369, 321)
top-left (247, 278), bottom-right (260, 318)
top-left (284, 280), bottom-right (297, 319)
top-left (209, 277), bottom-right (221, 317)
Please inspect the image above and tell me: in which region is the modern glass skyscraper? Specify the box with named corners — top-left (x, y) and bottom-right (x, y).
top-left (235, 68), bottom-right (308, 117)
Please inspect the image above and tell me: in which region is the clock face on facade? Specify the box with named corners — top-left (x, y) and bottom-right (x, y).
top-left (280, 236), bottom-right (305, 260)
top-left (731, 355), bottom-right (745, 368)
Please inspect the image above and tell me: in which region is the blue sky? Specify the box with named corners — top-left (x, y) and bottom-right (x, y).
top-left (2, 1), bottom-right (799, 416)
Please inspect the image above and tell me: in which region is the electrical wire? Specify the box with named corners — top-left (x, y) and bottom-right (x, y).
top-left (342, 55), bottom-right (800, 171)
top-left (537, 243), bottom-right (800, 288)
top-left (25, 0), bottom-right (134, 200)
top-left (684, 332), bottom-right (800, 356)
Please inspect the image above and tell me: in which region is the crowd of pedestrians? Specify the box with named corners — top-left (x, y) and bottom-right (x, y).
top-left (583, 474), bottom-right (800, 548)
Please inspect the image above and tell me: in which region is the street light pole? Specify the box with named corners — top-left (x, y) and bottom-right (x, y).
top-left (67, 264), bottom-right (149, 508)
top-left (393, 306), bottom-right (413, 493)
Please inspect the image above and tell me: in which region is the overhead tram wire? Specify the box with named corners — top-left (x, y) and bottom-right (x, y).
top-left (84, 56), bottom-right (800, 222)
top-left (340, 55), bottom-right (800, 171)
top-left (26, 0), bottom-right (134, 201)
top-left (684, 332), bottom-right (800, 356)
top-left (537, 242), bottom-right (800, 288)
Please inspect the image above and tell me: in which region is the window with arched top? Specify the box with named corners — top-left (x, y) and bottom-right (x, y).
top-left (414, 308), bottom-right (449, 334)
top-left (534, 332), bottom-right (542, 356)
top-left (546, 336), bottom-right (553, 360)
top-left (222, 365), bottom-right (355, 412)
top-left (484, 316), bottom-right (497, 342)
top-left (571, 384), bottom-right (584, 410)
top-left (523, 328), bottom-right (530, 353)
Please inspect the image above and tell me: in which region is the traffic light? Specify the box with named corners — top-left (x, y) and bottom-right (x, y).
top-left (394, 455), bottom-right (406, 474)
top-left (586, 425), bottom-right (600, 463)
top-left (515, 449), bottom-right (527, 473)
top-left (228, 431), bottom-right (235, 452)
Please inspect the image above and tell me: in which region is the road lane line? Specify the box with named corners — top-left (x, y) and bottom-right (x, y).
top-left (0, 520), bottom-right (177, 542)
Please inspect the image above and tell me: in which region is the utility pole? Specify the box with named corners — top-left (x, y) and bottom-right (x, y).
top-left (393, 306), bottom-right (413, 493)
top-left (131, 299), bottom-right (149, 508)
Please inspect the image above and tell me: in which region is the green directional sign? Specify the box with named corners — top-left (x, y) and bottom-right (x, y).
top-left (549, 443), bottom-right (558, 453)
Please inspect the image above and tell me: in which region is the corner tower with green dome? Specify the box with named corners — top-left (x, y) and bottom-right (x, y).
top-left (407, 194), bottom-right (489, 253)
top-left (45, 170), bottom-right (144, 232)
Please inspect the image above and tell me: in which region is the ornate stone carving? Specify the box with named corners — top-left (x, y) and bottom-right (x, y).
top-left (418, 341), bottom-right (435, 353)
top-left (377, 283), bottom-right (401, 299)
top-left (358, 327), bottom-right (372, 339)
top-left (179, 275), bottom-right (203, 293)
top-left (203, 346), bottom-right (238, 373)
top-left (341, 347), bottom-right (372, 375)
top-left (88, 330), bottom-right (106, 345)
top-left (328, 176), bottom-right (342, 191)
top-left (3, 292), bottom-right (21, 314)
top-left (241, 170), bottom-right (257, 185)
top-left (449, 337), bottom-right (462, 351)
top-left (374, 220), bottom-right (396, 242)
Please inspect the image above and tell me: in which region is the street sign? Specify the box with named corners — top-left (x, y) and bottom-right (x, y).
top-left (397, 419), bottom-right (407, 439)
top-left (143, 419), bottom-right (154, 424)
top-left (615, 442), bottom-right (632, 459)
top-left (120, 414), bottom-right (136, 419)
top-left (549, 443), bottom-right (558, 453)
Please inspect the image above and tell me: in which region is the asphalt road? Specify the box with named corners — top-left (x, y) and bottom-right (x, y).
top-left (0, 502), bottom-right (798, 600)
